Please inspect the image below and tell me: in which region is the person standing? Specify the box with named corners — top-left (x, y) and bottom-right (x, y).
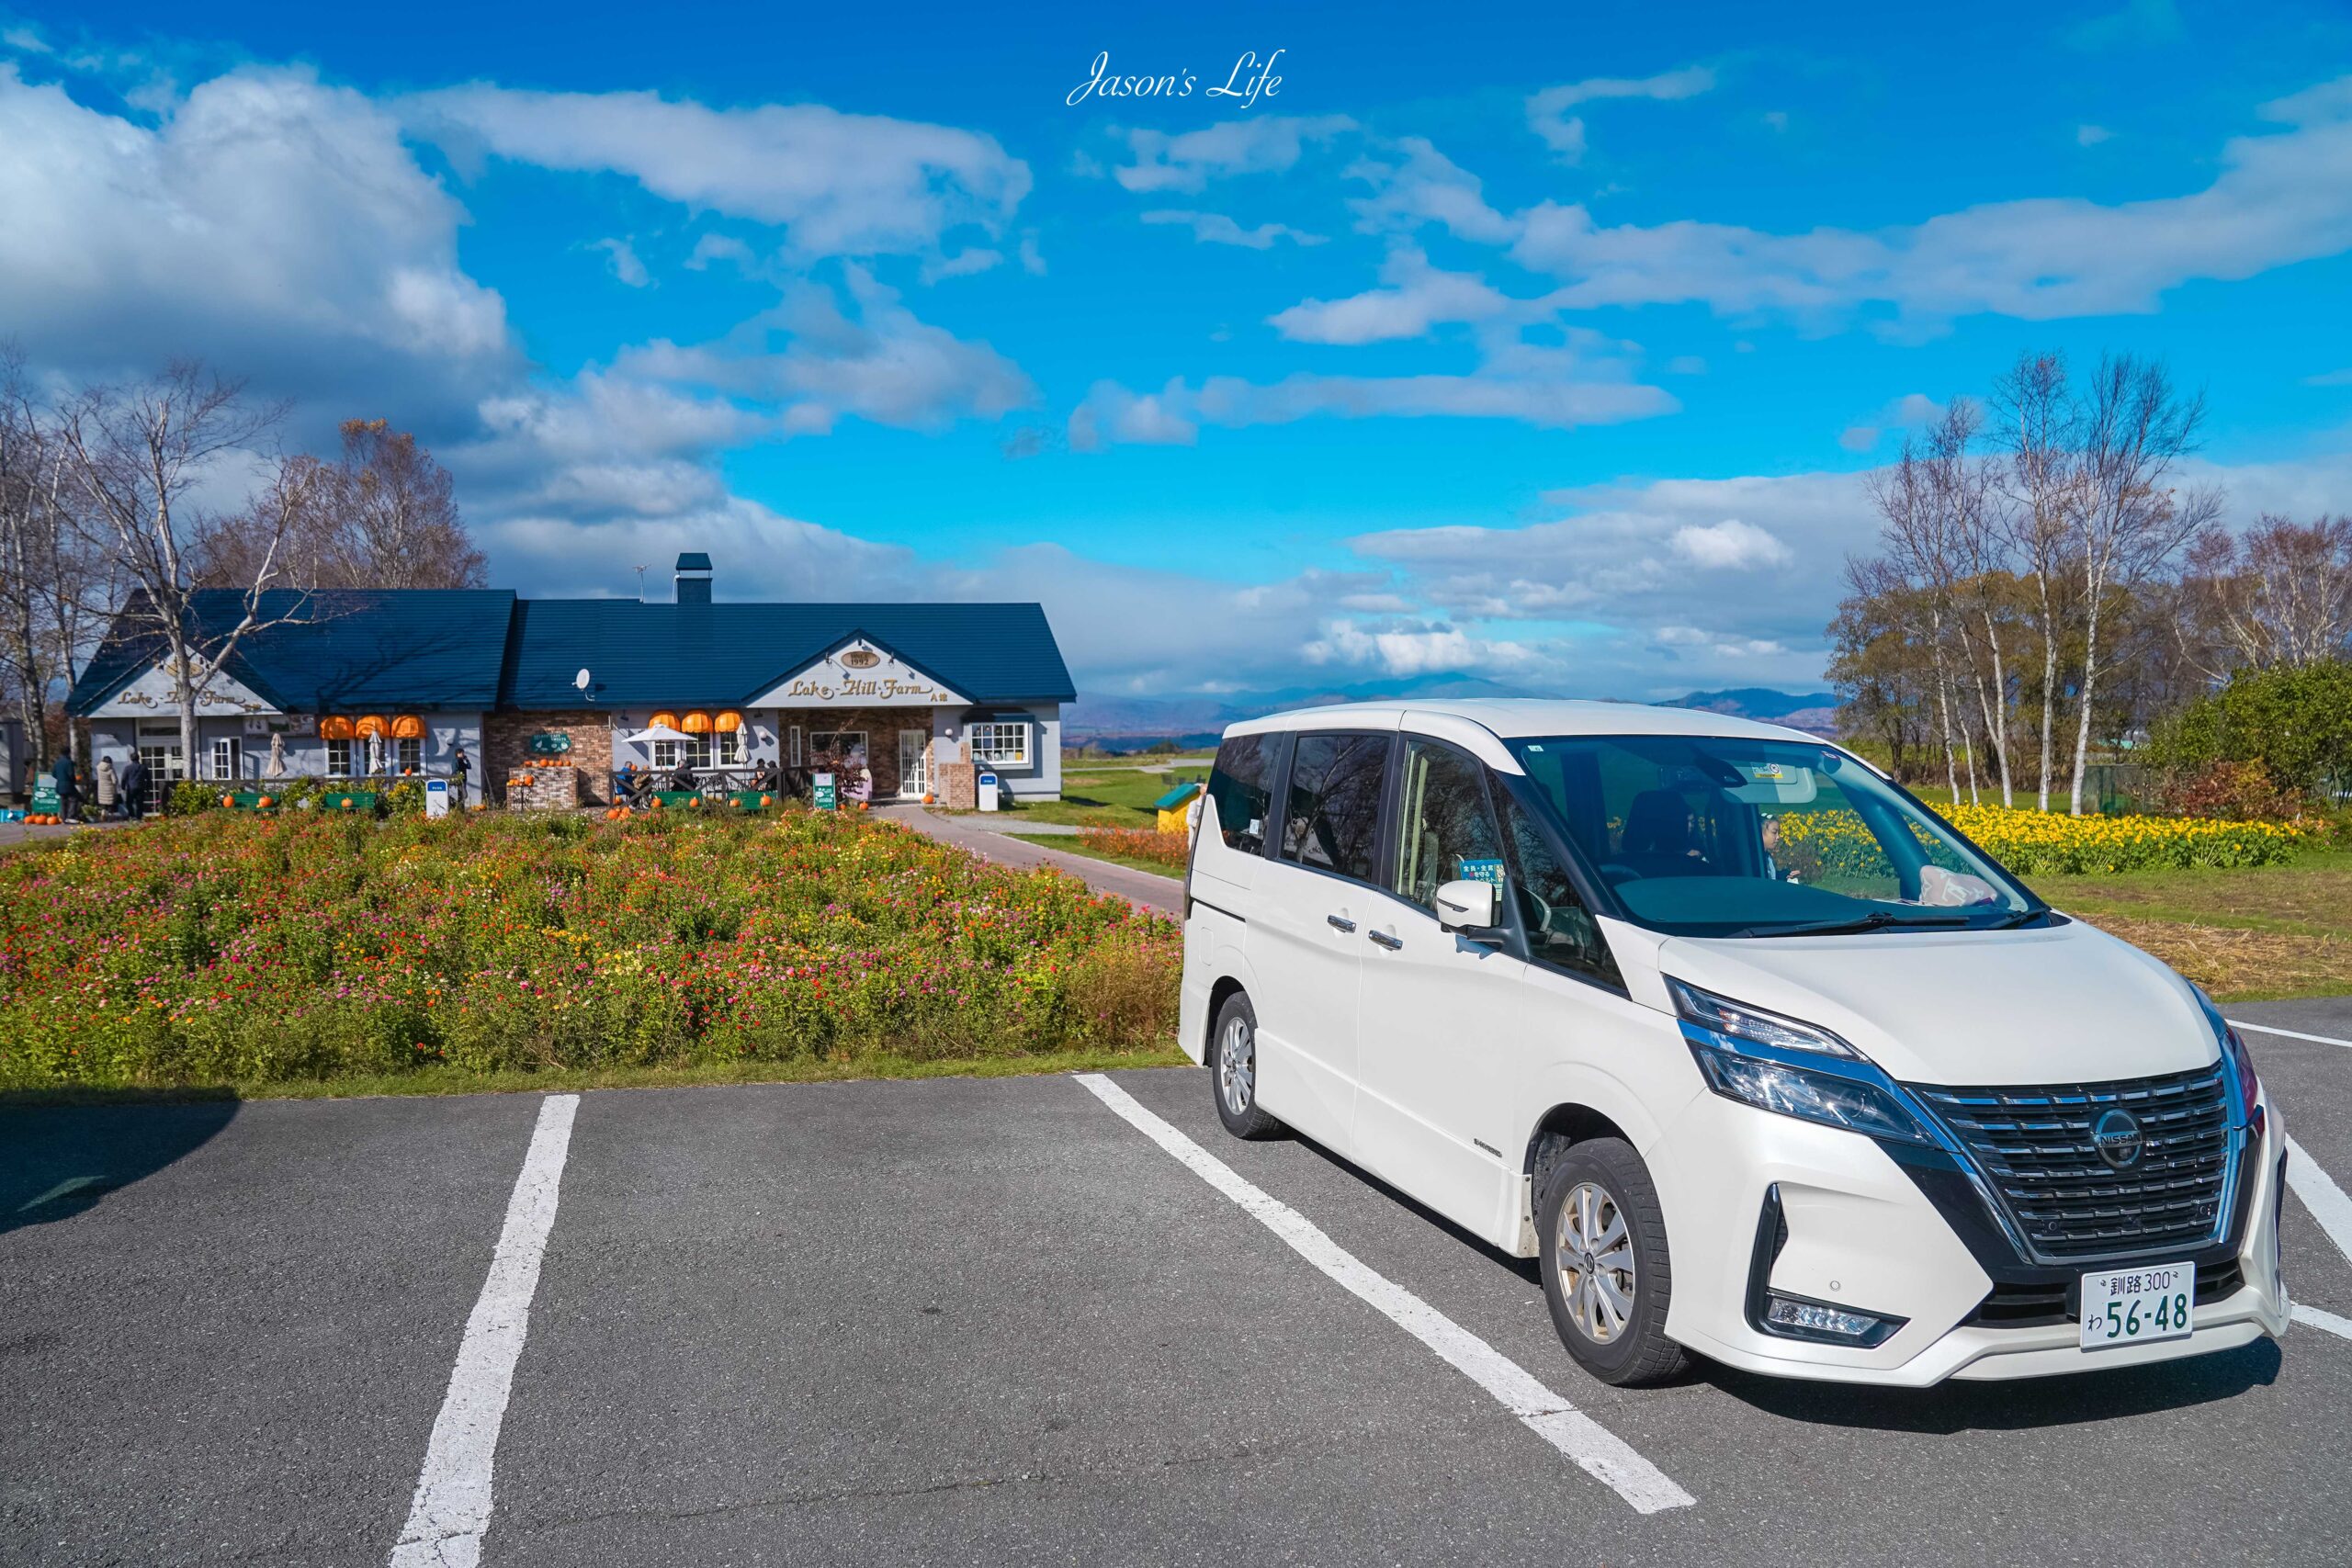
top-left (50, 751), bottom-right (81, 823)
top-left (450, 741), bottom-right (471, 808)
top-left (119, 755), bottom-right (147, 821)
top-left (95, 756), bottom-right (119, 819)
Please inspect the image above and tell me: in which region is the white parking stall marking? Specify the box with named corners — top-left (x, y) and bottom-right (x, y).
top-left (2227, 1019), bottom-right (2352, 1049)
top-left (390, 1094), bottom-right (581, 1568)
top-left (2292, 1303), bottom-right (2352, 1342)
top-left (2284, 1134), bottom-right (2352, 1272)
top-left (1074, 1074), bottom-right (1695, 1515)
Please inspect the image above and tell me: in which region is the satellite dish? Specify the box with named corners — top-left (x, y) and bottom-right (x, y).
top-left (574, 668), bottom-right (592, 692)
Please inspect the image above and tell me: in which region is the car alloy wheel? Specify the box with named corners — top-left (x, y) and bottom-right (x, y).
top-left (1217, 1014), bottom-right (1255, 1118)
top-left (1555, 1180), bottom-right (1637, 1345)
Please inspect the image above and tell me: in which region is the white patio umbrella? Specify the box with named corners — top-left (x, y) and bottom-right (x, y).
top-left (619, 724), bottom-right (695, 747)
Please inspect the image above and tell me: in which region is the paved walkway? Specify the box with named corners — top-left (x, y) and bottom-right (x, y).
top-left (874, 805), bottom-right (1180, 916)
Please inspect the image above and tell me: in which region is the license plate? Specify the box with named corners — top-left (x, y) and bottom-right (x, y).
top-left (2079, 1259), bottom-right (2195, 1349)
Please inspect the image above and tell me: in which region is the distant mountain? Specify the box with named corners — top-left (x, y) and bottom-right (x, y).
top-left (1063, 679), bottom-right (1841, 747)
top-left (1657, 687), bottom-right (1841, 735)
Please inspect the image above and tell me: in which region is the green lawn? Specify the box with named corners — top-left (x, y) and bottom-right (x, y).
top-left (967, 763), bottom-right (1211, 829)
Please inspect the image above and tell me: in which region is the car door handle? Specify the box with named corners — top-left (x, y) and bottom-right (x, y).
top-left (1367, 929), bottom-right (1403, 950)
top-left (1327, 914), bottom-right (1357, 932)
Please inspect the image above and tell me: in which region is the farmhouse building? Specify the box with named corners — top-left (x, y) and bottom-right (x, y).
top-left (66, 554), bottom-right (1075, 812)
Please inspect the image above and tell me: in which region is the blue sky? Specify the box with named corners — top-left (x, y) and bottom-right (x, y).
top-left (5, 0), bottom-right (2350, 703)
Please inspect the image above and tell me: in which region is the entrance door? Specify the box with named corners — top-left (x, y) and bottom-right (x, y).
top-left (898, 729), bottom-right (930, 799)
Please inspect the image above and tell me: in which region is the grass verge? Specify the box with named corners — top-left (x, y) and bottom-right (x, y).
top-left (2032, 850), bottom-right (2352, 1000)
top-left (0, 1043), bottom-right (1191, 1108)
top-left (1035, 835), bottom-right (1184, 880)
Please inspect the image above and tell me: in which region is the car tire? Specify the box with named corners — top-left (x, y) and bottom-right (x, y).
top-left (1537, 1137), bottom-right (1689, 1386)
top-left (1209, 992), bottom-right (1283, 1140)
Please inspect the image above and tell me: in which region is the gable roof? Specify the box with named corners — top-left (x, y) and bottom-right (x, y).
top-left (69, 591), bottom-right (517, 716)
top-left (498, 600), bottom-right (1075, 709)
top-left (70, 592), bottom-right (1076, 716)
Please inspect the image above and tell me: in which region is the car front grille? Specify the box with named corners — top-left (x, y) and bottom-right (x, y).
top-left (1964, 1260), bottom-right (2245, 1328)
top-left (1910, 1066), bottom-right (2235, 1261)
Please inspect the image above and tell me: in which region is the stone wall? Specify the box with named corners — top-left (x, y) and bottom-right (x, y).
top-left (504, 764), bottom-right (582, 811)
top-left (485, 710), bottom-right (613, 805)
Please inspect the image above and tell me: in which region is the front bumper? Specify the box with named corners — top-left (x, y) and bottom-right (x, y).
top-left (1654, 1089), bottom-right (2290, 1387)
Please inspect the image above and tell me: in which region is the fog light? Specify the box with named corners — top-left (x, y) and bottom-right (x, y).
top-left (1761, 1292), bottom-right (1903, 1347)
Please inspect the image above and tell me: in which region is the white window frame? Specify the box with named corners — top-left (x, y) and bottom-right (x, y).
top-left (789, 725), bottom-right (804, 766)
top-left (209, 736), bottom-right (242, 782)
top-left (968, 721), bottom-right (1030, 768)
top-left (395, 737), bottom-right (424, 773)
top-left (324, 739), bottom-right (354, 777)
top-left (714, 728), bottom-right (744, 767)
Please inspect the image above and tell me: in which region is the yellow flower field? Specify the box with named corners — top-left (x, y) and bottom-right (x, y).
top-left (1778, 800), bottom-right (2324, 878)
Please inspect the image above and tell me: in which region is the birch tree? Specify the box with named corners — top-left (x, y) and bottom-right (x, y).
top-left (2064, 355), bottom-right (2214, 815)
top-left (55, 364), bottom-right (322, 775)
top-left (1992, 352), bottom-right (2082, 811)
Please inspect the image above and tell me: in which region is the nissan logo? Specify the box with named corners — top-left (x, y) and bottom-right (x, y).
top-left (2091, 1108), bottom-right (2144, 1170)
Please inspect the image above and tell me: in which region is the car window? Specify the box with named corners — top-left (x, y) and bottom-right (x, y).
top-left (1391, 739), bottom-right (1506, 914)
top-left (1281, 733), bottom-right (1389, 883)
top-left (1501, 795), bottom-right (1623, 989)
top-left (1204, 733), bottom-right (1276, 853)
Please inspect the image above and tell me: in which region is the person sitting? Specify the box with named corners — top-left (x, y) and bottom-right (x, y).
top-left (668, 756), bottom-right (698, 794)
top-left (746, 757), bottom-right (781, 794)
top-left (615, 761), bottom-right (650, 807)
top-left (1613, 788), bottom-right (1713, 879)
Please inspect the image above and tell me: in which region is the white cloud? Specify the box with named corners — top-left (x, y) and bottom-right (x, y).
top-left (590, 237), bottom-right (650, 288)
top-left (1839, 425), bottom-right (1880, 453)
top-left (1069, 363), bottom-right (1674, 449)
top-left (2077, 123), bottom-right (2115, 146)
top-left (1267, 248), bottom-right (1521, 344)
top-left (1344, 137), bottom-right (1519, 244)
top-left (1670, 518), bottom-right (1794, 570)
top-left (1666, 355), bottom-right (1707, 375)
top-left (1526, 65), bottom-right (1715, 163)
top-left (1509, 75), bottom-right (2352, 327)
top-left (2304, 367), bottom-right (2352, 386)
top-left (1301, 619), bottom-right (1541, 678)
top-left (684, 232), bottom-right (755, 272)
top-left (1141, 209), bottom-right (1326, 248)
top-left (919, 247), bottom-right (1004, 283)
top-left (0, 63), bottom-right (511, 403)
top-left (1110, 114), bottom-right (1354, 193)
top-left (405, 85), bottom-right (1031, 257)
top-left (617, 265), bottom-right (1035, 434)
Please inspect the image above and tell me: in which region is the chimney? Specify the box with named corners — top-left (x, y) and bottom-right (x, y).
top-left (674, 551), bottom-right (713, 605)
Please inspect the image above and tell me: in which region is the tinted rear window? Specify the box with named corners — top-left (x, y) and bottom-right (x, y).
top-left (1281, 733), bottom-right (1389, 883)
top-left (1205, 733), bottom-right (1275, 852)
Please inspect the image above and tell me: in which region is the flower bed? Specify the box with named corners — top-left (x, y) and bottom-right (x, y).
top-left (0, 810), bottom-right (1177, 1091)
top-left (1777, 800), bottom-right (2325, 879)
top-left (1074, 827), bottom-right (1192, 870)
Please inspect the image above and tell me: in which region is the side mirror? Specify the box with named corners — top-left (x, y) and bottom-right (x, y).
top-left (1433, 878), bottom-right (1498, 932)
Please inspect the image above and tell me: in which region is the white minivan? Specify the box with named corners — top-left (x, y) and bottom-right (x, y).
top-left (1177, 700), bottom-right (2289, 1386)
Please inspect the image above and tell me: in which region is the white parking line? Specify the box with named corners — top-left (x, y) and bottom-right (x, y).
top-left (1074, 1073), bottom-right (1694, 1515)
top-left (2285, 1134), bottom-right (2352, 1272)
top-left (390, 1094), bottom-right (581, 1568)
top-left (2227, 1019), bottom-right (2352, 1049)
top-left (2292, 1302), bottom-right (2352, 1342)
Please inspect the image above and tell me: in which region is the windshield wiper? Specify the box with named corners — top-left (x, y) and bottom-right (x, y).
top-left (1728, 909), bottom-right (1976, 939)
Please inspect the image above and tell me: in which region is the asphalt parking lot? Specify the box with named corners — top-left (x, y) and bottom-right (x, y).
top-left (6, 996), bottom-right (2352, 1567)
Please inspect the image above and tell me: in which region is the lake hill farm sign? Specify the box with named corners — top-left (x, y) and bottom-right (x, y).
top-left (748, 640), bottom-right (967, 708)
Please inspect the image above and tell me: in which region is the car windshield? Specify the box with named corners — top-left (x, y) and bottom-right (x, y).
top-left (1505, 734), bottom-right (2039, 938)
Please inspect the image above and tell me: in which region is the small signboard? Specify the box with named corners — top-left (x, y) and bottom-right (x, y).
top-left (424, 778), bottom-right (451, 819)
top-left (527, 732), bottom-right (573, 756)
top-left (30, 776), bottom-right (60, 815)
top-left (1456, 857), bottom-right (1507, 886)
top-left (813, 771), bottom-right (837, 810)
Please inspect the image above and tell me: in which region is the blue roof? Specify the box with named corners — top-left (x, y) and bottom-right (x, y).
top-left (1152, 781), bottom-right (1204, 810)
top-left (500, 600), bottom-right (1074, 708)
top-left (70, 591), bottom-right (516, 716)
top-left (70, 592), bottom-right (1076, 715)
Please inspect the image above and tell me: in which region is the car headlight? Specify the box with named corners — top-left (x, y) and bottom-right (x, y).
top-left (1671, 979), bottom-right (1939, 1145)
top-left (1667, 978), bottom-right (1860, 1059)
top-left (2191, 985), bottom-right (2263, 1123)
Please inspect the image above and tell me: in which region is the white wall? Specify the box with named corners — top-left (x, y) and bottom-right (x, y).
top-left (932, 704), bottom-right (1062, 800)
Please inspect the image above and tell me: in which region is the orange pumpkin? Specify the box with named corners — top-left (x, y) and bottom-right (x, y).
top-left (760, 794), bottom-right (774, 807)
top-left (339, 798), bottom-right (354, 811)
top-left (256, 795), bottom-right (273, 808)
top-left (687, 795), bottom-right (702, 809)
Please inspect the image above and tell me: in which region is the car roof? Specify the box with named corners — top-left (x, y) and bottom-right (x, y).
top-left (1223, 699), bottom-right (1824, 770)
